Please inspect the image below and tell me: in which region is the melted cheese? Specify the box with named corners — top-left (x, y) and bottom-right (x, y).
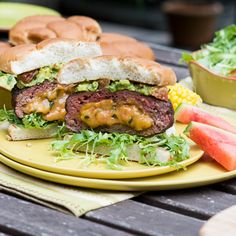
top-left (23, 84), bottom-right (74, 121)
top-left (80, 99), bottom-right (153, 131)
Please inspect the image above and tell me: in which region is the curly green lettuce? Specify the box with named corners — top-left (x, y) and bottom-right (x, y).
top-left (0, 108), bottom-right (55, 129)
top-left (51, 130), bottom-right (190, 170)
top-left (182, 25), bottom-right (236, 76)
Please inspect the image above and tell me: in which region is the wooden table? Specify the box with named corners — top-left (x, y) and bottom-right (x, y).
top-left (0, 31), bottom-right (236, 236)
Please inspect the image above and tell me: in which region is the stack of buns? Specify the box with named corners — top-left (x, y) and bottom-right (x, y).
top-left (9, 15), bottom-right (102, 45)
top-left (5, 15), bottom-right (154, 60)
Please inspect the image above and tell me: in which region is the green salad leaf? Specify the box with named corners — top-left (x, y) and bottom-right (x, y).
top-left (0, 108), bottom-right (55, 129)
top-left (182, 25), bottom-right (236, 76)
top-left (22, 113), bottom-right (54, 129)
top-left (51, 130), bottom-right (190, 170)
top-left (0, 107), bottom-right (22, 125)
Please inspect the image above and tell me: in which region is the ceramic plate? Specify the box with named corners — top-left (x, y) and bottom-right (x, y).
top-left (1, 153), bottom-right (235, 191)
top-left (0, 2), bottom-right (60, 31)
top-left (0, 124), bottom-right (203, 179)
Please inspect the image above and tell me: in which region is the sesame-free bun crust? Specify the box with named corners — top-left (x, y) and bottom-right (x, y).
top-left (9, 15), bottom-right (102, 45)
top-left (0, 42), bottom-right (11, 55)
top-left (0, 38), bottom-right (102, 74)
top-left (100, 33), bottom-right (155, 60)
top-left (57, 56), bottom-right (176, 86)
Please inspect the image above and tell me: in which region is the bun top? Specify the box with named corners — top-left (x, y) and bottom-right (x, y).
top-left (100, 33), bottom-right (155, 60)
top-left (0, 38), bottom-right (102, 74)
top-left (57, 55), bottom-right (176, 86)
top-left (9, 15), bottom-right (102, 45)
top-left (0, 42), bottom-right (11, 55)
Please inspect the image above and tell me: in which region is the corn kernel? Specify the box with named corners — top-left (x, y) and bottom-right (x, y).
top-left (168, 83), bottom-right (202, 110)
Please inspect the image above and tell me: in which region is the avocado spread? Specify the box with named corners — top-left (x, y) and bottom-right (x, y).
top-left (0, 71), bottom-right (17, 91)
top-left (75, 79), bottom-right (154, 95)
top-left (17, 63), bottom-right (64, 89)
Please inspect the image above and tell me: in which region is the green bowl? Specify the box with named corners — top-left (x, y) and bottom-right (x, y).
top-left (0, 2), bottom-right (60, 31)
top-left (189, 60), bottom-right (236, 110)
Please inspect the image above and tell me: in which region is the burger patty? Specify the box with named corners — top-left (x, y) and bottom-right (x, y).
top-left (65, 90), bottom-right (174, 136)
top-left (13, 81), bottom-right (57, 118)
top-left (13, 81), bottom-right (75, 121)
top-left (17, 69), bottom-right (38, 84)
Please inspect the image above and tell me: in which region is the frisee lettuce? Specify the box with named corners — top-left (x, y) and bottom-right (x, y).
top-left (51, 130), bottom-right (190, 170)
top-left (21, 113), bottom-right (55, 129)
top-left (181, 25), bottom-right (236, 76)
top-left (0, 108), bottom-right (55, 129)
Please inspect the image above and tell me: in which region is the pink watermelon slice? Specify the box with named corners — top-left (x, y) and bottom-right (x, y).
top-left (184, 122), bottom-right (236, 171)
top-left (175, 103), bottom-right (236, 134)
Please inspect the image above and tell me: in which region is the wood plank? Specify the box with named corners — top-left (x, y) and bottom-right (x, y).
top-left (137, 187), bottom-right (236, 220)
top-left (0, 193), bottom-right (132, 236)
top-left (85, 200), bottom-right (204, 236)
top-left (214, 179), bottom-right (236, 194)
top-left (0, 233), bottom-right (11, 236)
top-left (149, 43), bottom-right (189, 67)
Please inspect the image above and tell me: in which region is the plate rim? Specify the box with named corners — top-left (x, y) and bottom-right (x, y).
top-left (1, 153), bottom-right (236, 192)
top-left (0, 124), bottom-right (204, 179)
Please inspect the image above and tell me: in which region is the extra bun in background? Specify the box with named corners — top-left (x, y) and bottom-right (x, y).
top-left (100, 33), bottom-right (155, 60)
top-left (0, 42), bottom-right (11, 55)
top-left (0, 38), bottom-right (102, 74)
top-left (9, 15), bottom-right (102, 45)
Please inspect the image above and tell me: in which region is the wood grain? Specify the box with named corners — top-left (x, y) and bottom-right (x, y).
top-left (137, 188), bottom-right (236, 220)
top-left (85, 200), bottom-right (204, 236)
top-left (0, 193), bottom-right (132, 236)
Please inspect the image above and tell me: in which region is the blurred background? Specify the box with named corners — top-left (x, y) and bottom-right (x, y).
top-left (0, 0), bottom-right (236, 49)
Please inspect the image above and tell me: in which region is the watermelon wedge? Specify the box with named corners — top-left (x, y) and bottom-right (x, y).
top-left (184, 122), bottom-right (236, 171)
top-left (175, 103), bottom-right (236, 134)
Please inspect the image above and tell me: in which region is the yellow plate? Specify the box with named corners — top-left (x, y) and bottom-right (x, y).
top-left (1, 153), bottom-right (236, 191)
top-left (0, 124), bottom-right (203, 179)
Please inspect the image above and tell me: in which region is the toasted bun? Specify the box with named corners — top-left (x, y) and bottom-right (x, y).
top-left (67, 16), bottom-right (102, 41)
top-left (0, 42), bottom-right (11, 55)
top-left (57, 56), bottom-right (176, 86)
top-left (100, 33), bottom-right (155, 60)
top-left (7, 124), bottom-right (58, 141)
top-left (0, 38), bottom-right (102, 74)
top-left (100, 33), bottom-right (137, 44)
top-left (10, 15), bottom-right (102, 45)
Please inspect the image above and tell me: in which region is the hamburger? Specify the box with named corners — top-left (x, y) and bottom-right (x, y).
top-left (0, 51), bottom-right (190, 167)
top-left (0, 38), bottom-right (102, 139)
top-left (51, 56), bottom-right (190, 167)
top-left (8, 55), bottom-right (176, 138)
top-left (58, 56), bottom-right (175, 136)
